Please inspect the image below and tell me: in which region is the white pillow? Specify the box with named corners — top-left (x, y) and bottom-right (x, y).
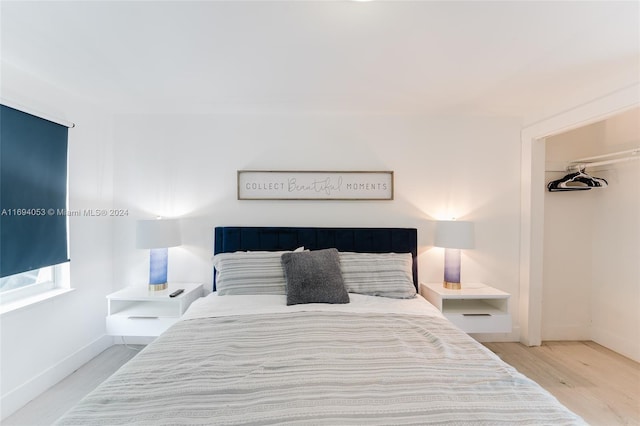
top-left (339, 252), bottom-right (416, 299)
top-left (213, 248), bottom-right (304, 295)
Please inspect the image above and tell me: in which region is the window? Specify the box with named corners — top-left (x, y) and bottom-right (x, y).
top-left (0, 267), bottom-right (54, 293)
top-left (0, 104), bottom-right (70, 303)
top-left (0, 264), bottom-right (69, 304)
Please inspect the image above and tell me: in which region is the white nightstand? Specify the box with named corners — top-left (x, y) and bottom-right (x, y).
top-left (420, 282), bottom-right (511, 334)
top-left (106, 283), bottom-right (203, 337)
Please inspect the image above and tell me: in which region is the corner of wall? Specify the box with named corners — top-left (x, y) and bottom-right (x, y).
top-left (0, 335), bottom-right (113, 420)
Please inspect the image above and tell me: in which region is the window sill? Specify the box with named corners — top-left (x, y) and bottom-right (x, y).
top-left (0, 288), bottom-right (75, 316)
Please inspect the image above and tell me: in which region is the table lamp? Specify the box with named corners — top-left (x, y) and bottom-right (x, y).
top-left (435, 220), bottom-right (474, 290)
top-left (136, 218), bottom-right (181, 291)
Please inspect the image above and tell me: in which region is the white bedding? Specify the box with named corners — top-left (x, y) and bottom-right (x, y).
top-left (183, 292), bottom-right (446, 321)
top-left (56, 293), bottom-right (585, 425)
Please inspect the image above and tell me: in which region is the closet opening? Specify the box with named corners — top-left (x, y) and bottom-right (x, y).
top-left (541, 107), bottom-right (639, 362)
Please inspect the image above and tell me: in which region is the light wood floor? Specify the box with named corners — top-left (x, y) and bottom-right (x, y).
top-left (4, 341), bottom-right (639, 425)
top-left (484, 341), bottom-right (640, 426)
top-left (3, 344), bottom-right (143, 426)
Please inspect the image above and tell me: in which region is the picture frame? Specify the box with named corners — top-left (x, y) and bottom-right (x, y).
top-left (237, 170), bottom-right (394, 200)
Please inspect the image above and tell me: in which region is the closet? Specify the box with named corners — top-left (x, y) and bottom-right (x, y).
top-left (543, 107), bottom-right (639, 362)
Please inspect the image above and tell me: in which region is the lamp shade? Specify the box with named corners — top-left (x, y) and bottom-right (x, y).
top-left (136, 219), bottom-right (181, 249)
top-left (434, 220), bottom-right (474, 249)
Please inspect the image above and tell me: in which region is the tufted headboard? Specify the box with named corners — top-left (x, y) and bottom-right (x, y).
top-left (213, 226), bottom-right (418, 291)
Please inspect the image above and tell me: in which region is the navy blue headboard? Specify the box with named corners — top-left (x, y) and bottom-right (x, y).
top-left (214, 226), bottom-right (418, 291)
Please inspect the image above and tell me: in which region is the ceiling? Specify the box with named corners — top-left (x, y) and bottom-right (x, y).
top-left (1, 1), bottom-right (638, 121)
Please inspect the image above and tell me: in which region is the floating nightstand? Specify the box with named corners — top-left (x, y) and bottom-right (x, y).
top-left (420, 282), bottom-right (511, 334)
top-left (106, 283), bottom-right (203, 337)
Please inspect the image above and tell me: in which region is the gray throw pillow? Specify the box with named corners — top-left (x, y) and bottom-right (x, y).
top-left (281, 248), bottom-right (350, 306)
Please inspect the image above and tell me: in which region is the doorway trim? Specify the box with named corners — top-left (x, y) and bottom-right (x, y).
top-left (518, 83), bottom-right (639, 346)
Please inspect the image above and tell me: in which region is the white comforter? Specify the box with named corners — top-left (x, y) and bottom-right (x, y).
top-left (183, 292), bottom-right (446, 320)
top-left (56, 294), bottom-right (585, 425)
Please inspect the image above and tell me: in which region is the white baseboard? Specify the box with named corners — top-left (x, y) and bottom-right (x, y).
top-left (591, 326), bottom-right (640, 363)
top-left (541, 324), bottom-right (591, 341)
top-left (0, 334), bottom-right (113, 420)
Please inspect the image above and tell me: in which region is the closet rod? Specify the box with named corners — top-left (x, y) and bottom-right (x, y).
top-left (1, 98), bottom-right (75, 128)
top-left (565, 147), bottom-right (639, 171)
top-left (567, 155), bottom-right (639, 171)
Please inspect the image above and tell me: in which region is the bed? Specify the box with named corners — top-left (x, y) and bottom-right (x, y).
top-left (56, 226), bottom-right (585, 425)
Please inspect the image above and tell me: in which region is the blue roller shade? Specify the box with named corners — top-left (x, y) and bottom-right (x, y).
top-left (0, 105), bottom-right (69, 278)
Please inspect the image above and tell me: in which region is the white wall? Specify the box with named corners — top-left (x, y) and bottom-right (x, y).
top-left (590, 110), bottom-right (640, 360)
top-left (1, 66), bottom-right (525, 417)
top-left (543, 107), bottom-right (639, 361)
top-left (0, 62), bottom-right (115, 418)
top-left (111, 113), bottom-right (523, 340)
top-left (543, 124), bottom-right (602, 340)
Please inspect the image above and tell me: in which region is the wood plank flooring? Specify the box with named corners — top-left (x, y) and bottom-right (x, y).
top-left (3, 341), bottom-right (638, 425)
top-left (484, 341), bottom-right (640, 426)
top-left (2, 344), bottom-right (143, 426)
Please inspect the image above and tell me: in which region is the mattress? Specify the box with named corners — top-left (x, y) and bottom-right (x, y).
top-left (56, 294), bottom-right (585, 425)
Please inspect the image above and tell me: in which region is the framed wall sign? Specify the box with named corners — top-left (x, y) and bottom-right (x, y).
top-left (238, 170), bottom-right (394, 200)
